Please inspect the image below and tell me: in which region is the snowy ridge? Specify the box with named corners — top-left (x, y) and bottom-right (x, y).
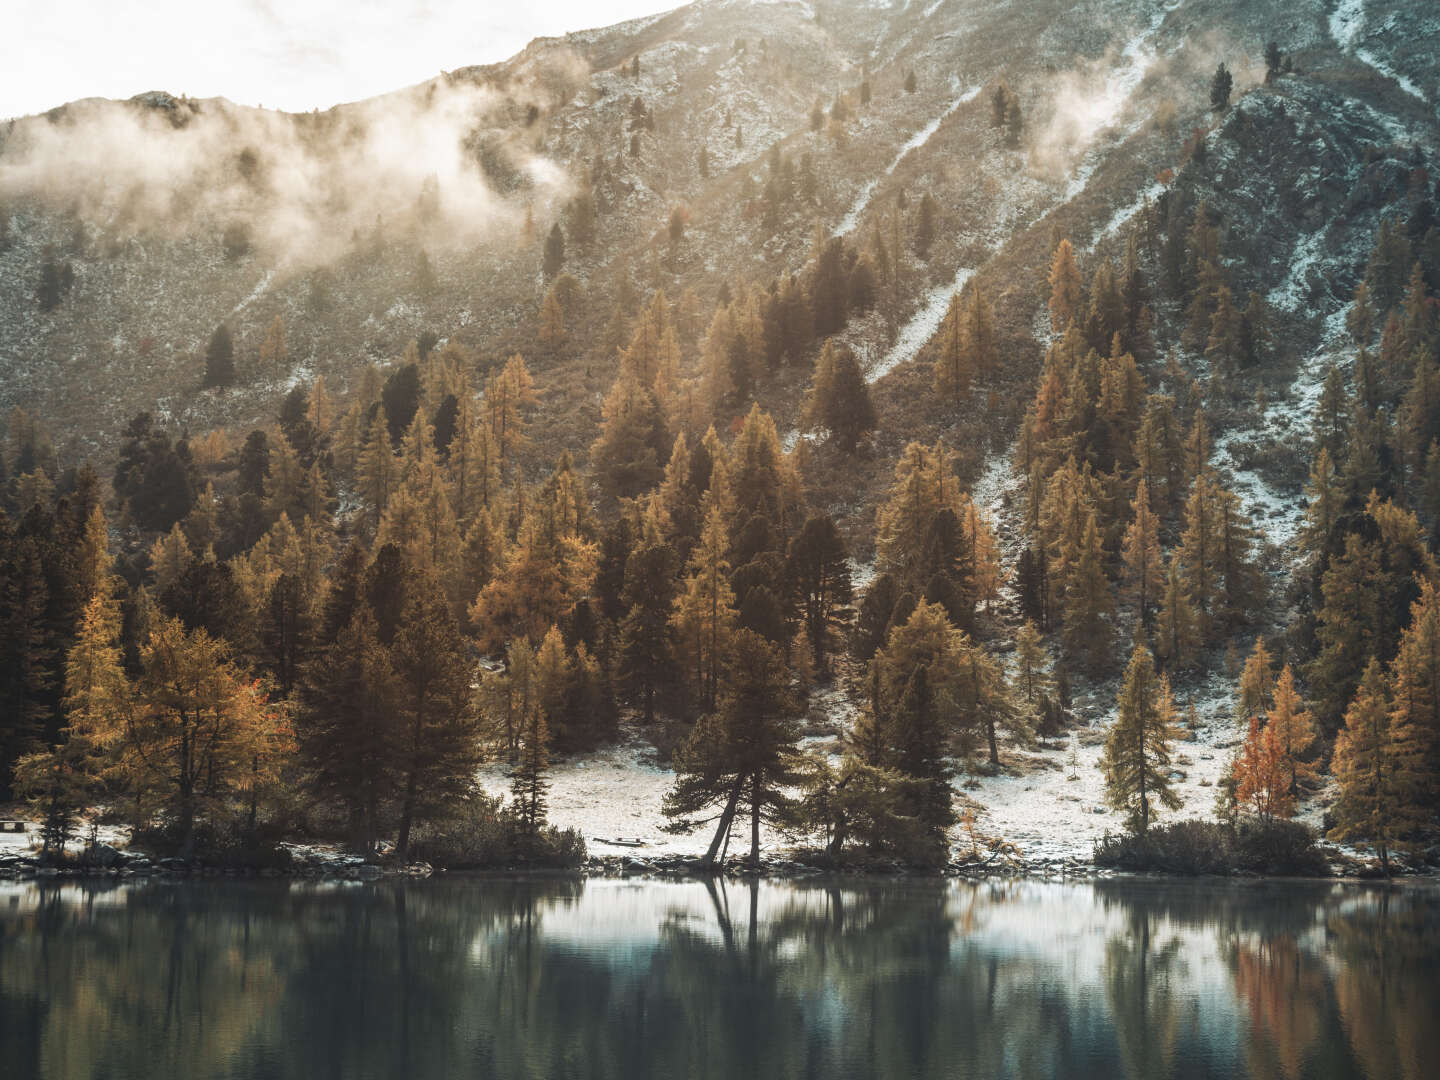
top-left (833, 85), bottom-right (981, 238)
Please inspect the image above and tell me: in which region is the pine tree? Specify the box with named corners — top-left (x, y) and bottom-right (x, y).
top-left (1048, 239), bottom-right (1084, 332)
top-left (538, 287), bottom-right (566, 350)
top-left (888, 665), bottom-right (958, 860)
top-left (1235, 715), bottom-right (1292, 820)
top-left (485, 354), bottom-right (537, 473)
top-left (1236, 636), bottom-right (1275, 722)
top-left (1264, 41), bottom-right (1283, 81)
top-left (933, 288), bottom-right (973, 402)
top-left (259, 316), bottom-right (287, 373)
top-left (120, 618), bottom-right (281, 855)
top-left (1329, 660), bottom-right (1422, 874)
top-left (204, 324), bottom-right (235, 387)
top-left (391, 584), bottom-right (481, 860)
top-left (727, 630), bottom-right (805, 865)
top-left (359, 410), bottom-right (400, 524)
top-left (1302, 446), bottom-right (1341, 558)
top-left (1268, 664), bottom-right (1317, 799)
top-left (1178, 469), bottom-right (1220, 634)
top-left (671, 503), bottom-right (738, 713)
top-left (590, 373), bottom-right (669, 501)
top-left (1387, 578), bottom-right (1440, 812)
top-left (1349, 281), bottom-right (1376, 345)
top-left (1013, 619), bottom-right (1053, 727)
top-left (1364, 218), bottom-right (1412, 316)
top-left (1155, 555), bottom-right (1198, 671)
top-left (1121, 479), bottom-right (1162, 624)
top-left (148, 523), bottom-right (192, 597)
top-left (786, 513), bottom-right (852, 677)
top-left (509, 687), bottom-right (550, 840)
top-left (1205, 284), bottom-right (1244, 374)
top-left (617, 529), bottom-right (676, 723)
top-left (914, 192), bottom-right (938, 259)
top-left (16, 591), bottom-right (124, 855)
top-left (447, 392), bottom-right (501, 529)
top-left (1004, 94), bottom-right (1024, 148)
top-left (1062, 509), bottom-right (1114, 671)
top-left (1210, 63), bottom-right (1233, 111)
top-left (301, 609), bottom-right (399, 853)
top-left (1102, 644), bottom-right (1183, 833)
top-left (665, 630), bottom-right (802, 867)
top-left (542, 222), bottom-right (565, 280)
top-left (805, 340), bottom-right (876, 450)
top-left (1240, 290), bottom-right (1272, 367)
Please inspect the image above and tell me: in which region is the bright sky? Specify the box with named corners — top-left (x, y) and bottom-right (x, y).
top-left (4, 0), bottom-right (677, 119)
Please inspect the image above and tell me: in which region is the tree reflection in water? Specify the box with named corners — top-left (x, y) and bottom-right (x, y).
top-left (0, 876), bottom-right (1435, 1079)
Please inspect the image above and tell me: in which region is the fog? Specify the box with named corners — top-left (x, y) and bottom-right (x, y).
top-left (0, 58), bottom-right (589, 266)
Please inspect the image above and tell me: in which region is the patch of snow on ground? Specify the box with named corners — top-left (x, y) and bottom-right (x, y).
top-left (848, 557), bottom-right (877, 592)
top-left (834, 86), bottom-right (982, 237)
top-left (868, 266), bottom-right (974, 382)
top-left (1329, 0), bottom-right (1365, 49)
top-left (1088, 180), bottom-right (1165, 250)
top-left (476, 738), bottom-right (791, 857)
top-left (970, 451), bottom-right (1012, 520)
top-left (1329, 0), bottom-right (1430, 104)
top-left (1267, 229), bottom-right (1325, 313)
top-left (963, 669), bottom-right (1239, 865)
top-left (743, 0), bottom-right (816, 19)
top-left (1213, 297), bottom-right (1351, 552)
top-left (230, 270), bottom-right (275, 317)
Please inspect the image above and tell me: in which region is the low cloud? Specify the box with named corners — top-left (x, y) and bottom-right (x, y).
top-left (0, 55), bottom-right (588, 266)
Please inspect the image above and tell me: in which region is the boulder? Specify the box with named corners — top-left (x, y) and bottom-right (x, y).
top-left (89, 843), bottom-right (124, 868)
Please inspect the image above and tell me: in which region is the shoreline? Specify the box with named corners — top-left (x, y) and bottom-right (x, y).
top-left (4, 846), bottom-right (1435, 886)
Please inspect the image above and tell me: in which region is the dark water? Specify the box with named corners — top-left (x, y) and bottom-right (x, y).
top-left (0, 876), bottom-right (1436, 1080)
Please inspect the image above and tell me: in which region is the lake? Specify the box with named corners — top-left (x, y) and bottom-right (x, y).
top-left (0, 875), bottom-right (1435, 1079)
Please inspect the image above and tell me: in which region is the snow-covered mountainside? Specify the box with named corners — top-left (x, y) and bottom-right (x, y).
top-left (2, 0), bottom-right (1438, 868)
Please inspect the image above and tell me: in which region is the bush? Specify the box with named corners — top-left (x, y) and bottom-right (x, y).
top-left (130, 819), bottom-right (295, 870)
top-left (1093, 817), bottom-right (1328, 876)
top-left (1094, 819), bottom-right (1233, 875)
top-left (406, 793), bottom-right (586, 869)
top-left (1233, 818), bottom-right (1330, 876)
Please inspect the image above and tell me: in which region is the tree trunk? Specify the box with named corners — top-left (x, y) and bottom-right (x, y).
top-left (987, 716), bottom-right (1000, 768)
top-left (749, 773), bottom-right (761, 867)
top-left (703, 776), bottom-right (744, 868)
top-left (398, 772), bottom-right (417, 862)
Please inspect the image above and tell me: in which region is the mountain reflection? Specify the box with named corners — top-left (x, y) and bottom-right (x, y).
top-left (0, 877), bottom-right (1435, 1080)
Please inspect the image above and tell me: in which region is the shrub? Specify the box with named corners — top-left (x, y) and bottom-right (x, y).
top-left (1094, 819), bottom-right (1233, 875)
top-left (1093, 817), bottom-right (1327, 876)
top-left (1233, 818), bottom-right (1329, 876)
top-left (407, 792), bottom-right (586, 869)
top-left (130, 819), bottom-right (295, 870)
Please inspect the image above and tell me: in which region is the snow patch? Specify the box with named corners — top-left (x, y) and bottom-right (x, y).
top-left (834, 85), bottom-right (981, 238)
top-left (868, 266), bottom-right (974, 382)
top-left (1267, 229), bottom-right (1325, 313)
top-left (1329, 0), bottom-right (1430, 105)
top-left (1088, 179), bottom-right (1165, 250)
top-left (230, 270), bottom-right (275, 317)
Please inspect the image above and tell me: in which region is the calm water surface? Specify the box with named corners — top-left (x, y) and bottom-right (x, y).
top-left (0, 875), bottom-right (1435, 1079)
